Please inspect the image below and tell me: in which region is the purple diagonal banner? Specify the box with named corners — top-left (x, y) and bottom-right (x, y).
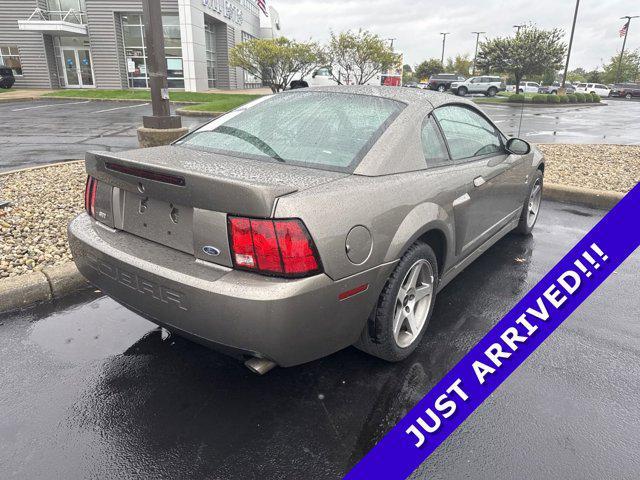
top-left (345, 183), bottom-right (640, 480)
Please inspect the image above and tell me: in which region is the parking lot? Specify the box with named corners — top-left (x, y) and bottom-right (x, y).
top-left (1, 97), bottom-right (639, 171)
top-left (1, 201), bottom-right (638, 480)
top-left (0, 99), bottom-right (203, 172)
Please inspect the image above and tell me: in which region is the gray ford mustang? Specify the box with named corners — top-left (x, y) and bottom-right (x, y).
top-left (69, 86), bottom-right (544, 373)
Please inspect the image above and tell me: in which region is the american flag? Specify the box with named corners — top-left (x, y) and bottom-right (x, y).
top-left (619, 21), bottom-right (629, 37)
top-left (257, 0), bottom-right (268, 16)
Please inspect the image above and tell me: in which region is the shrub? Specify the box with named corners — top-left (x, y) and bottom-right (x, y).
top-left (575, 92), bottom-right (586, 103)
top-left (557, 94), bottom-right (569, 103)
top-left (532, 94), bottom-right (548, 104)
top-left (547, 94), bottom-right (561, 103)
top-left (567, 94), bottom-right (577, 103)
top-left (508, 93), bottom-right (525, 103)
top-left (590, 93), bottom-right (601, 103)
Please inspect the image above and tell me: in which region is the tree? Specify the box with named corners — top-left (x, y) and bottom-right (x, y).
top-left (601, 49), bottom-right (640, 83)
top-left (476, 26), bottom-right (566, 93)
top-left (327, 29), bottom-right (399, 85)
top-left (402, 64), bottom-right (415, 84)
top-left (445, 54), bottom-right (473, 76)
top-left (415, 59), bottom-right (443, 82)
top-left (586, 69), bottom-right (603, 83)
top-left (229, 37), bottom-right (324, 93)
top-left (566, 67), bottom-right (587, 83)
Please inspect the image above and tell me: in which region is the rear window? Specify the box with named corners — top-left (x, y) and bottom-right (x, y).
top-left (177, 91), bottom-right (404, 172)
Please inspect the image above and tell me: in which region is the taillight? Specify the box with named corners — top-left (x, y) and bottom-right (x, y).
top-left (84, 175), bottom-right (98, 217)
top-left (228, 216), bottom-right (322, 278)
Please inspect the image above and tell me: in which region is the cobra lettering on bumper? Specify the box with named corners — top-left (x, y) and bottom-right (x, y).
top-left (85, 253), bottom-right (188, 311)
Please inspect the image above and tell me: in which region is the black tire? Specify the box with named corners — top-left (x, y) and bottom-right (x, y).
top-left (517, 88), bottom-right (523, 94)
top-left (437, 84), bottom-right (446, 92)
top-left (626, 93), bottom-right (632, 99)
top-left (354, 242), bottom-right (439, 362)
top-left (515, 169), bottom-right (544, 235)
top-left (457, 86), bottom-right (468, 96)
top-left (487, 87), bottom-right (498, 97)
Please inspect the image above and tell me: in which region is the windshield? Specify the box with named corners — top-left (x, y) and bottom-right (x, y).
top-left (177, 91), bottom-right (404, 172)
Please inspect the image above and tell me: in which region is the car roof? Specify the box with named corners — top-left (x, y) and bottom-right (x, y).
top-left (302, 85), bottom-right (476, 110)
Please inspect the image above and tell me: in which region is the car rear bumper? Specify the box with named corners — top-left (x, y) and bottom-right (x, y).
top-left (68, 214), bottom-right (395, 367)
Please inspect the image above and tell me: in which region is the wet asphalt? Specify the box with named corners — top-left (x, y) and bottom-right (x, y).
top-left (1, 96), bottom-right (640, 171)
top-left (1, 201), bottom-right (638, 480)
top-left (0, 99), bottom-right (204, 172)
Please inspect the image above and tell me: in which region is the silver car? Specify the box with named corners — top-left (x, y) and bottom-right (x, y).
top-left (69, 86), bottom-right (544, 373)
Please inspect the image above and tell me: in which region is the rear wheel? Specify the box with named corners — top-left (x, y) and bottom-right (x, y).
top-left (457, 86), bottom-right (468, 96)
top-left (515, 170), bottom-right (543, 235)
top-left (487, 87), bottom-right (498, 97)
top-left (626, 93), bottom-right (632, 99)
top-left (354, 242), bottom-right (438, 362)
top-left (437, 84), bottom-right (446, 92)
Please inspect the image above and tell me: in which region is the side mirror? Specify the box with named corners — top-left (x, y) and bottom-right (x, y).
top-left (506, 137), bottom-right (531, 155)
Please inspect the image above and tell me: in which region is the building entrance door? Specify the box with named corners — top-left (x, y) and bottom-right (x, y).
top-left (62, 48), bottom-right (95, 88)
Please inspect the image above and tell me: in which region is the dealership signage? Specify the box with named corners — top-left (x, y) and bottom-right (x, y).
top-left (202, 0), bottom-right (243, 25)
top-left (346, 183), bottom-right (640, 479)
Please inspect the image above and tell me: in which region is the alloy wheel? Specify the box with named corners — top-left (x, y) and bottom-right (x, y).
top-left (527, 178), bottom-right (543, 228)
top-left (392, 259), bottom-right (434, 348)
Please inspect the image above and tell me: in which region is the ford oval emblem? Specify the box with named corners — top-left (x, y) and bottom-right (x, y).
top-left (202, 245), bottom-right (221, 256)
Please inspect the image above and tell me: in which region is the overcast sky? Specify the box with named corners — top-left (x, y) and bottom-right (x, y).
top-left (269, 0), bottom-right (639, 71)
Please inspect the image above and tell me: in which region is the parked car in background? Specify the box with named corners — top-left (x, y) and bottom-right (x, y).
top-left (450, 76), bottom-right (505, 96)
top-left (0, 65), bottom-right (15, 89)
top-left (506, 81), bottom-right (541, 94)
top-left (69, 86), bottom-right (544, 372)
top-left (575, 83), bottom-right (610, 97)
top-left (538, 82), bottom-right (575, 94)
top-left (608, 83), bottom-right (640, 99)
top-left (427, 73), bottom-right (466, 92)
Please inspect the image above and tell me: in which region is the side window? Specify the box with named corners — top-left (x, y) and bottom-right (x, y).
top-left (421, 116), bottom-right (450, 167)
top-left (433, 105), bottom-right (503, 160)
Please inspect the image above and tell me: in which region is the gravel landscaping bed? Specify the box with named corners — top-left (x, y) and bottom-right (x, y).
top-left (0, 144), bottom-right (638, 280)
top-left (0, 162), bottom-right (84, 279)
top-left (537, 144), bottom-right (639, 193)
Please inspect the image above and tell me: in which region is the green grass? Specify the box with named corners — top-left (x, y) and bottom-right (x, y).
top-left (44, 89), bottom-right (263, 111)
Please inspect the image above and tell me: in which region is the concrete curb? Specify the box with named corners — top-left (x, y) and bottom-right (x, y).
top-left (42, 95), bottom-right (199, 104)
top-left (175, 108), bottom-right (223, 117)
top-left (543, 182), bottom-right (624, 210)
top-left (0, 182), bottom-right (626, 314)
top-left (0, 96), bottom-right (44, 103)
top-left (0, 159), bottom-right (83, 176)
top-left (0, 263), bottom-right (89, 314)
top-left (474, 100), bottom-right (606, 108)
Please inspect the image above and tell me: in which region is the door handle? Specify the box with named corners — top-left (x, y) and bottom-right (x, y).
top-left (473, 176), bottom-right (486, 187)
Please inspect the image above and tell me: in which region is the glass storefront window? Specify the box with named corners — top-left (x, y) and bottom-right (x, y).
top-left (0, 46), bottom-right (22, 75)
top-left (121, 13), bottom-right (184, 89)
top-left (47, 0), bottom-right (86, 23)
top-left (205, 23), bottom-right (216, 88)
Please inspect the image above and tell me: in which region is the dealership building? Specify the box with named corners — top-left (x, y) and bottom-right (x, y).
top-left (0, 0), bottom-right (281, 91)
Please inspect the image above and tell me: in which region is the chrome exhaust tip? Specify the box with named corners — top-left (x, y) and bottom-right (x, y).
top-left (245, 357), bottom-right (277, 375)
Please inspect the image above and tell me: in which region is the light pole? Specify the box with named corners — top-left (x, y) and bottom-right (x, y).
top-left (561, 0), bottom-right (580, 88)
top-left (616, 15), bottom-right (639, 83)
top-left (138, 0), bottom-right (186, 147)
top-left (513, 24), bottom-right (525, 34)
top-left (471, 31), bottom-right (485, 76)
top-left (440, 32), bottom-right (450, 65)
top-left (386, 38), bottom-right (397, 50)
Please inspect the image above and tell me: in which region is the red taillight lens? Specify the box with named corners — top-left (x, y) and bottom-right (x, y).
top-left (84, 175), bottom-right (98, 217)
top-left (228, 216), bottom-right (322, 278)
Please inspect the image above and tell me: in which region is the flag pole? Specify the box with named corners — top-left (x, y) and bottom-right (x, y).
top-left (616, 16), bottom-right (639, 84)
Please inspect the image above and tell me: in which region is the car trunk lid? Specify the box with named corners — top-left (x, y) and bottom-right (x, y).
top-left (86, 145), bottom-right (347, 267)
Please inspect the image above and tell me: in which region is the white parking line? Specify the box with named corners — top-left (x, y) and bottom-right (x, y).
top-left (93, 103), bottom-right (149, 113)
top-left (11, 100), bottom-right (91, 112)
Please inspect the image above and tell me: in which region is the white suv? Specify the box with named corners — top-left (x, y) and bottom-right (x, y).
top-left (575, 83), bottom-right (611, 97)
top-left (450, 76), bottom-right (505, 97)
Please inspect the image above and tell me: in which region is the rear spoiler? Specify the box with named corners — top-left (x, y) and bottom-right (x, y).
top-left (85, 150), bottom-right (297, 218)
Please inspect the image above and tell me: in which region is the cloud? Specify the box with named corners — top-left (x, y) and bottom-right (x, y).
top-left (270, 0), bottom-right (639, 70)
